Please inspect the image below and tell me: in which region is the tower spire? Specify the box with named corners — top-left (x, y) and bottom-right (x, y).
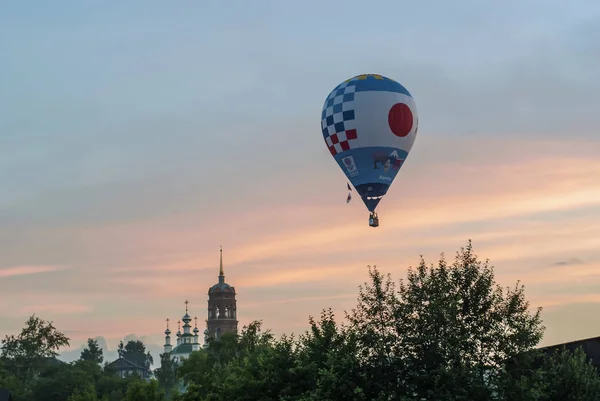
top-left (163, 318), bottom-right (172, 353)
top-left (219, 246), bottom-right (224, 277)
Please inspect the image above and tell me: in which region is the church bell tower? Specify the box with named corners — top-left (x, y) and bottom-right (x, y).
top-left (206, 247), bottom-right (238, 339)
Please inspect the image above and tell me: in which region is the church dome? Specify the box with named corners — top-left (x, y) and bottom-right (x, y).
top-left (182, 312), bottom-right (191, 321)
top-left (171, 342), bottom-right (194, 356)
top-left (208, 281), bottom-right (235, 294)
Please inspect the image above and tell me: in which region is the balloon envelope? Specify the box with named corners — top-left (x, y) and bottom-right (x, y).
top-left (321, 74), bottom-right (418, 212)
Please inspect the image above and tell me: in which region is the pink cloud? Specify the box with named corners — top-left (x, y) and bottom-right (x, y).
top-left (3, 136), bottom-right (600, 353)
top-left (82, 138), bottom-right (600, 298)
top-left (0, 265), bottom-right (68, 278)
top-left (35, 137), bottom-right (600, 280)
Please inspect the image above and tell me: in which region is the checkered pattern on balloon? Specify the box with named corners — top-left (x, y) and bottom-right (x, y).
top-left (321, 80), bottom-right (359, 157)
top-left (321, 78), bottom-right (404, 170)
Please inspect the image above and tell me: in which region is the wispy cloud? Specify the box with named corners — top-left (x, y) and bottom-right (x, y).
top-left (0, 265), bottom-right (68, 278)
top-left (553, 258), bottom-right (584, 266)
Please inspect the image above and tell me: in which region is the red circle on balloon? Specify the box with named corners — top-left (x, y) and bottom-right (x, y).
top-left (388, 103), bottom-right (413, 137)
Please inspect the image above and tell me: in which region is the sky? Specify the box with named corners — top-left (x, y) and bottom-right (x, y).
top-left (1, 0), bottom-right (600, 362)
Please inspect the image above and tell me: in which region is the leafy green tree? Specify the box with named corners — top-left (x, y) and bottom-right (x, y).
top-left (203, 331), bottom-right (240, 368)
top-left (68, 385), bottom-right (100, 401)
top-left (346, 267), bottom-right (401, 401)
top-left (177, 329), bottom-right (245, 399)
top-left (117, 340), bottom-right (153, 374)
top-left (397, 242), bottom-right (542, 399)
top-left (0, 358), bottom-right (23, 398)
top-left (97, 364), bottom-right (144, 401)
top-left (345, 240), bottom-right (545, 400)
top-left (218, 321), bottom-right (296, 400)
top-left (154, 352), bottom-right (179, 397)
top-left (31, 362), bottom-right (96, 401)
top-left (176, 349), bottom-right (216, 397)
top-left (542, 346), bottom-right (600, 400)
top-left (176, 321), bottom-right (297, 400)
top-left (124, 379), bottom-right (165, 401)
top-left (81, 338), bottom-right (104, 364)
top-left (171, 383), bottom-right (201, 401)
top-left (0, 370), bottom-right (25, 401)
top-left (498, 349), bottom-right (548, 401)
top-left (1, 314), bottom-right (70, 383)
top-left (293, 309), bottom-right (366, 401)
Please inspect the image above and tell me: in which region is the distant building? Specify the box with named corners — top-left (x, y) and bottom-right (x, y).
top-left (106, 356), bottom-right (151, 379)
top-left (540, 336), bottom-right (600, 368)
top-left (163, 302), bottom-right (202, 362)
top-left (162, 247), bottom-right (238, 362)
top-left (207, 247), bottom-right (238, 340)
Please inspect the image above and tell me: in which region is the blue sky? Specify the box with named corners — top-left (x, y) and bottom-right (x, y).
top-left (1, 0), bottom-right (599, 360)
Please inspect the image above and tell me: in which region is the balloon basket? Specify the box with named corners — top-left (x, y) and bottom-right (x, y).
top-left (369, 213), bottom-right (379, 228)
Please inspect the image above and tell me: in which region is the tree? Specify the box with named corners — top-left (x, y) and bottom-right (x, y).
top-left (154, 353), bottom-right (179, 397)
top-left (0, 315), bottom-right (158, 401)
top-left (171, 383), bottom-right (201, 401)
top-left (542, 346), bottom-right (600, 400)
top-left (176, 349), bottom-right (215, 397)
top-left (216, 321), bottom-right (296, 400)
top-left (81, 338), bottom-right (104, 364)
top-left (175, 321), bottom-right (298, 400)
top-left (95, 372), bottom-right (140, 401)
top-left (1, 314), bottom-right (70, 382)
top-left (31, 361), bottom-right (98, 401)
top-left (293, 309), bottom-right (366, 401)
top-left (176, 329), bottom-right (245, 399)
top-left (346, 267), bottom-right (400, 400)
top-left (124, 379), bottom-right (165, 401)
top-left (67, 385), bottom-right (100, 401)
top-left (117, 340), bottom-right (153, 374)
top-left (346, 240), bottom-right (545, 400)
top-left (498, 348), bottom-right (548, 401)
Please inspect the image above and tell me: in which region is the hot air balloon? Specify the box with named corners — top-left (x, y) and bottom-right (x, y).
top-left (320, 73), bottom-right (418, 227)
